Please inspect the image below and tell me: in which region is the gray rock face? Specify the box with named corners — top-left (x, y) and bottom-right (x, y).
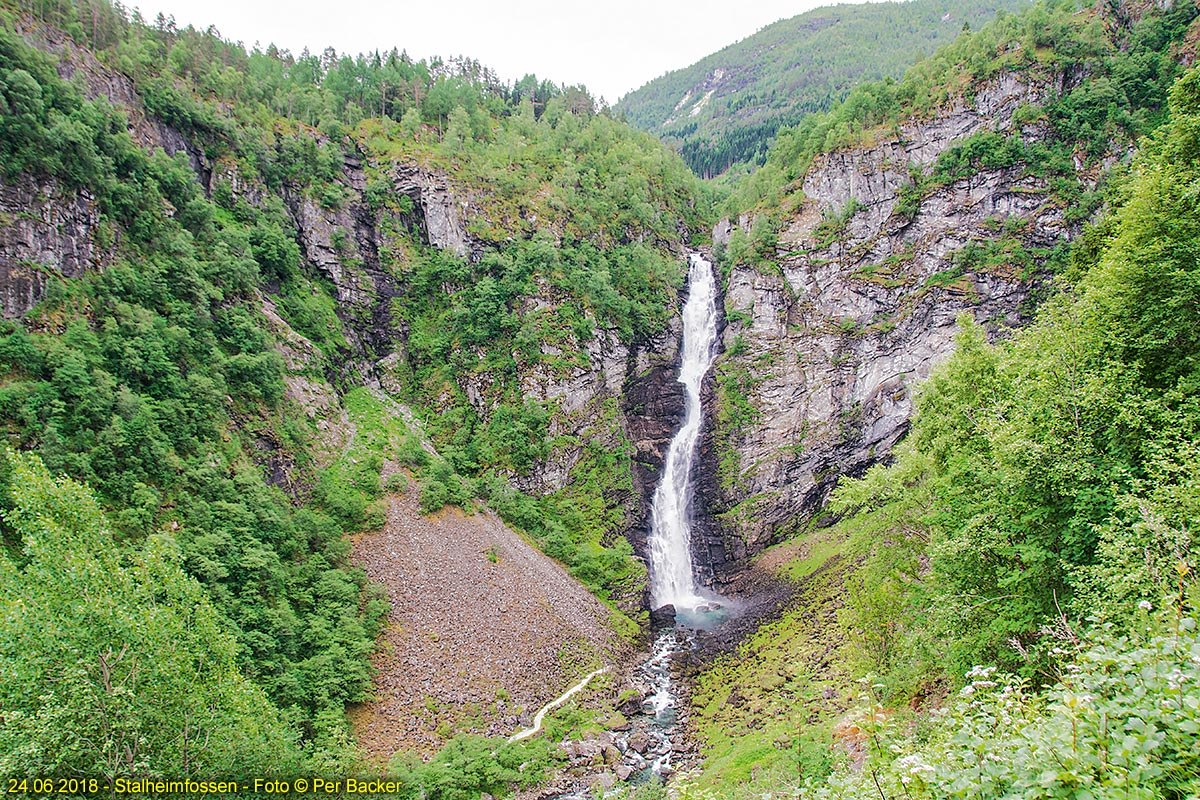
top-left (392, 165), bottom-right (471, 258)
top-left (276, 150), bottom-right (480, 378)
top-left (0, 19), bottom-right (1089, 597)
top-left (709, 70), bottom-right (1096, 559)
top-left (266, 142), bottom-right (692, 581)
top-left (500, 288), bottom-right (685, 555)
top-left (0, 175), bottom-right (108, 318)
top-left (712, 217), bottom-right (733, 248)
top-left (0, 23), bottom-right (217, 321)
top-left (0, 21), bottom-right (684, 573)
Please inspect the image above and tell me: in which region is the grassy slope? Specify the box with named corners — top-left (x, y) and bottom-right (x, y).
top-left (687, 495), bottom-right (926, 799)
top-left (685, 0), bottom-right (1200, 790)
top-left (0, 0), bottom-right (702, 776)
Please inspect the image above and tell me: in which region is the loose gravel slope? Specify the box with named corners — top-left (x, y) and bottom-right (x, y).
top-left (350, 483), bottom-right (625, 759)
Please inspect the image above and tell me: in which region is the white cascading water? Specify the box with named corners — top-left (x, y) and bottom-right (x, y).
top-left (648, 253), bottom-right (720, 611)
top-left (537, 256), bottom-right (719, 795)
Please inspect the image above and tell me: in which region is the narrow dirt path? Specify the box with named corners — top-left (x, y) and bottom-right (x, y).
top-left (508, 667), bottom-right (611, 743)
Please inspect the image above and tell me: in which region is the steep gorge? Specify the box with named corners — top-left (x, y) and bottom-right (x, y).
top-left (697, 0), bottom-right (1200, 570)
top-left (706, 70), bottom-right (1064, 561)
top-left (3, 0), bottom-right (1198, 783)
top-left (0, 2), bottom-right (701, 759)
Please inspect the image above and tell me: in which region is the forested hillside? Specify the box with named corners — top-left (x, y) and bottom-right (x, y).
top-left (686, 0), bottom-right (1200, 796)
top-left (707, 0), bottom-right (1198, 557)
top-left (615, 0), bottom-right (1031, 177)
top-left (0, 0), bottom-right (708, 778)
top-left (688, 60), bottom-right (1200, 799)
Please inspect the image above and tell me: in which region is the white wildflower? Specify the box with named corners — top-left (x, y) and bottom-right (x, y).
top-left (1138, 600), bottom-right (1153, 611)
top-left (1063, 692), bottom-right (1094, 710)
top-left (895, 754), bottom-right (936, 782)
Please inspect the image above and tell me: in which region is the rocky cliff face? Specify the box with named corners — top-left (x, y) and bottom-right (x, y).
top-left (1, 17), bottom-right (1101, 595)
top-left (707, 70), bottom-right (1098, 563)
top-left (0, 174), bottom-right (109, 319)
top-left (1, 23), bottom-right (209, 321)
top-left (4, 21), bottom-right (692, 585)
top-left (515, 312), bottom-right (686, 552)
top-left (267, 150), bottom-right (690, 536)
top-left (18, 22), bottom-right (212, 180)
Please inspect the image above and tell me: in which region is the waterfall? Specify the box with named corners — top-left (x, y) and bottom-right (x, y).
top-left (524, 255), bottom-right (719, 793)
top-left (647, 253), bottom-right (719, 611)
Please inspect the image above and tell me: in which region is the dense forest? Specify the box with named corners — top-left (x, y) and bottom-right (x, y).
top-left (614, 0), bottom-right (1031, 177)
top-left (1, 0), bottom-right (1199, 795)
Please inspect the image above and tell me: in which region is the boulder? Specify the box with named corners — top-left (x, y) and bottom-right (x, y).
top-left (649, 604), bottom-right (677, 629)
top-left (591, 773), bottom-right (617, 793)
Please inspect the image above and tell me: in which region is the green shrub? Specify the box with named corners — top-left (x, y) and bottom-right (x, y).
top-left (804, 614), bottom-right (1200, 800)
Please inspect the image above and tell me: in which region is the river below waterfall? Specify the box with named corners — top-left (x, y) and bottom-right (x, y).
top-left (632, 252), bottom-right (731, 783)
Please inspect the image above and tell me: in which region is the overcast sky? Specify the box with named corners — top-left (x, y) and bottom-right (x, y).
top-left (130, 0), bottom-right (854, 104)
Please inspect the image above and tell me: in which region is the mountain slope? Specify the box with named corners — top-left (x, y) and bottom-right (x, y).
top-left (615, 0), bottom-right (1032, 177)
top-left (687, 53), bottom-right (1200, 800)
top-left (683, 0), bottom-right (1200, 796)
top-left (5, 0), bottom-right (1200, 791)
top-left (705, 0), bottom-right (1199, 560)
top-left (0, 0), bottom-right (704, 774)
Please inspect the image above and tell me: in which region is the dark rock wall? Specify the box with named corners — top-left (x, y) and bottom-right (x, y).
top-left (6, 24), bottom-right (1100, 597)
top-left (0, 174), bottom-right (109, 319)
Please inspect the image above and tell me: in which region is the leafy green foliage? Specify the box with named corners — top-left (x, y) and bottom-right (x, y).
top-left (733, 0), bottom-right (1197, 215)
top-left (0, 449), bottom-right (305, 781)
top-left (799, 616), bottom-right (1200, 800)
top-left (361, 103), bottom-right (704, 596)
top-left (2, 0), bottom-right (697, 761)
top-left (0, 21), bottom-right (387, 746)
top-left (690, 58), bottom-right (1200, 800)
top-left (828, 63), bottom-right (1200, 685)
top-left (387, 734), bottom-right (560, 800)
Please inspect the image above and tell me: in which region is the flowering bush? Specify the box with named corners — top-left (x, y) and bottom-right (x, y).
top-left (804, 615), bottom-right (1200, 799)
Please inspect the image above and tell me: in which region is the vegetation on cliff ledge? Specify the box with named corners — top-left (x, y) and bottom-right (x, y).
top-left (0, 0), bottom-right (704, 774)
top-left (685, 33), bottom-right (1200, 800)
top-left (2, 0), bottom-right (1199, 791)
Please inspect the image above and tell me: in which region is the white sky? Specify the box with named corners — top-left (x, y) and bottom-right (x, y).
top-left (130, 0), bottom-right (851, 104)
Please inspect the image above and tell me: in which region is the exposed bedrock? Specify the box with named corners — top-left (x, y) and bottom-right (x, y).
top-left (707, 69), bottom-right (1105, 564)
top-left (0, 174), bottom-right (110, 319)
top-left (5, 24), bottom-right (1107, 601)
